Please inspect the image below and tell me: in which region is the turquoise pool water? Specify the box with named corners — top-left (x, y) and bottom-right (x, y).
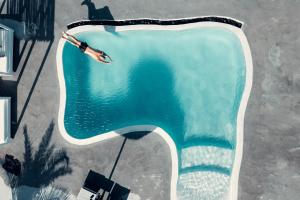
top-left (62, 27), bottom-right (246, 199)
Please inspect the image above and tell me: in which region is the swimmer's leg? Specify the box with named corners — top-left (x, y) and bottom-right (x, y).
top-left (63, 32), bottom-right (81, 46)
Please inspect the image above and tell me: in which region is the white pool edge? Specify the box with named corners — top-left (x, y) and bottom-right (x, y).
top-left (228, 24), bottom-right (253, 200)
top-left (56, 21), bottom-right (253, 200)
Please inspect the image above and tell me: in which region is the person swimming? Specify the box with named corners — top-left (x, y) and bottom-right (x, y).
top-left (62, 31), bottom-right (112, 64)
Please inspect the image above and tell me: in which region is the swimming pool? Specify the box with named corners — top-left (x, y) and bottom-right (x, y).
top-left (57, 19), bottom-right (252, 200)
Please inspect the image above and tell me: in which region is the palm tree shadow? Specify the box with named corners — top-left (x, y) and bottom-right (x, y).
top-left (4, 121), bottom-right (72, 195)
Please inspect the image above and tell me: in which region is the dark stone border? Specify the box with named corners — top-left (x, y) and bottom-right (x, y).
top-left (67, 16), bottom-right (242, 30)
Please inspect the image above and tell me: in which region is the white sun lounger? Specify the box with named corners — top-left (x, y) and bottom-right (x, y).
top-left (77, 187), bottom-right (97, 200)
top-left (0, 97), bottom-right (11, 144)
top-left (0, 23), bottom-right (14, 76)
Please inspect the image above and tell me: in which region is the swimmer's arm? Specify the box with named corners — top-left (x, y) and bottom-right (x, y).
top-left (85, 51), bottom-right (109, 63)
top-left (96, 57), bottom-right (111, 64)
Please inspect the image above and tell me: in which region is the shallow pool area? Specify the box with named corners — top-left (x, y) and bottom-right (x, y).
top-left (57, 22), bottom-right (252, 200)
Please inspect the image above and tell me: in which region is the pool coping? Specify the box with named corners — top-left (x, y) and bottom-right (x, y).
top-left (56, 18), bottom-right (253, 200)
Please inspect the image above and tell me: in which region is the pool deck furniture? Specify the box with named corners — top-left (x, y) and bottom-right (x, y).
top-left (0, 23), bottom-right (13, 76)
top-left (2, 154), bottom-right (21, 176)
top-left (77, 170), bottom-right (113, 200)
top-left (77, 170), bottom-right (130, 200)
top-left (0, 97), bottom-right (11, 145)
top-left (108, 183), bottom-right (130, 200)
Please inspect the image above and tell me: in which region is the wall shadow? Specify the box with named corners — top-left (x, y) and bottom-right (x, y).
top-left (0, 0), bottom-right (55, 138)
top-left (81, 0), bottom-right (116, 33)
top-left (1, 0), bottom-right (55, 40)
top-left (1, 0), bottom-right (55, 69)
top-left (13, 39), bottom-right (54, 138)
top-left (0, 0), bottom-right (6, 14)
top-left (2, 121), bottom-right (72, 199)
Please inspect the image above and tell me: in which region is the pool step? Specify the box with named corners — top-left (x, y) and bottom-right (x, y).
top-left (178, 146), bottom-right (233, 200)
top-left (177, 171), bottom-right (230, 200)
top-left (180, 145), bottom-right (234, 171)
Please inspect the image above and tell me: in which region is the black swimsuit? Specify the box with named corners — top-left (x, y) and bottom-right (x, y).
top-left (79, 42), bottom-right (88, 52)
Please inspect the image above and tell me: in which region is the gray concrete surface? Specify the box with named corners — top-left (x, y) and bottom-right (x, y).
top-left (1, 0), bottom-right (300, 199)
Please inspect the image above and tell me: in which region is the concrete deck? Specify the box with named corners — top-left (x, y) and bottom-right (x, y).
top-left (0, 0), bottom-right (300, 199)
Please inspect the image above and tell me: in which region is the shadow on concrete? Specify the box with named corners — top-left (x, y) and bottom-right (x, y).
top-left (108, 138), bottom-right (127, 180)
top-left (20, 121), bottom-right (72, 187)
top-left (0, 0), bottom-right (55, 40)
top-left (0, 0), bottom-right (6, 13)
top-left (81, 0), bottom-right (116, 33)
top-left (0, 0), bottom-right (55, 138)
top-left (108, 131), bottom-right (157, 179)
top-left (0, 0), bottom-right (55, 69)
top-left (106, 131), bottom-right (155, 183)
top-left (1, 121), bottom-right (72, 199)
top-left (13, 40), bottom-right (54, 138)
top-left (99, 137), bottom-right (130, 199)
top-left (123, 131), bottom-right (153, 140)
